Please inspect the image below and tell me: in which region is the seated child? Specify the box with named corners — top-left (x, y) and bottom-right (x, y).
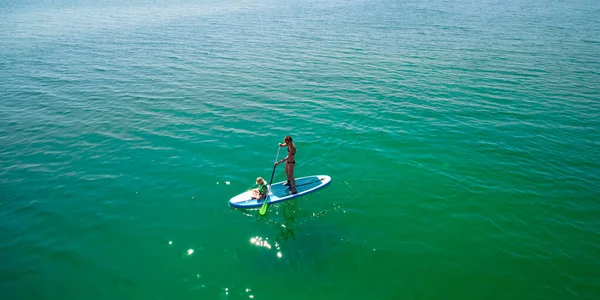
top-left (251, 177), bottom-right (268, 200)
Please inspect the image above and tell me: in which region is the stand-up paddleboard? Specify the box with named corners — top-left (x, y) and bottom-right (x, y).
top-left (229, 175), bottom-right (331, 209)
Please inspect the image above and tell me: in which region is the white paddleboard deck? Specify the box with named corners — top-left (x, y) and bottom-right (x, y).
top-left (229, 175), bottom-right (331, 209)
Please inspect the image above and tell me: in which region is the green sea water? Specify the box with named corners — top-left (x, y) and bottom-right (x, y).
top-left (1, 0), bottom-right (599, 299)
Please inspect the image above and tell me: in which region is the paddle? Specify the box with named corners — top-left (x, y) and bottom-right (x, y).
top-left (259, 145), bottom-right (282, 216)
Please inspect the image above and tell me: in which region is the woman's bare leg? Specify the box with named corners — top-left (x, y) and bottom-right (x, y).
top-left (289, 164), bottom-right (296, 193)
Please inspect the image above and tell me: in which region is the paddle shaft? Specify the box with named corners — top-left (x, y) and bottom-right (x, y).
top-left (259, 146), bottom-right (281, 215)
top-left (268, 146), bottom-right (282, 187)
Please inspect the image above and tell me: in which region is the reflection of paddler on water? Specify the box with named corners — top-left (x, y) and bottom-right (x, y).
top-left (276, 201), bottom-right (297, 241)
top-left (251, 177), bottom-right (268, 200)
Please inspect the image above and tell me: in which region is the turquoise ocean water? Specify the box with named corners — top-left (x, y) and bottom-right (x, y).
top-left (1, 0), bottom-right (599, 299)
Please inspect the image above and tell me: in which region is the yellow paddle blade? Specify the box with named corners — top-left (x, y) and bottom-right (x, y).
top-left (258, 198), bottom-right (268, 215)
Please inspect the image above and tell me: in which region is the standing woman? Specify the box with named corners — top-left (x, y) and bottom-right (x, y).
top-left (275, 136), bottom-right (297, 194)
